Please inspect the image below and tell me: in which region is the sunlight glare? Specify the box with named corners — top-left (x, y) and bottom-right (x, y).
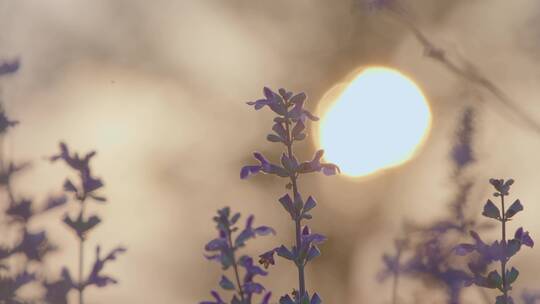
top-left (319, 67), bottom-right (432, 177)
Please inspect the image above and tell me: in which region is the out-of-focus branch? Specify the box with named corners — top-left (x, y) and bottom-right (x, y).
top-left (379, 3), bottom-right (540, 134)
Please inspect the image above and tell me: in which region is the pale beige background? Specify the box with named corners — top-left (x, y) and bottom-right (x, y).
top-left (1, 1), bottom-right (540, 303)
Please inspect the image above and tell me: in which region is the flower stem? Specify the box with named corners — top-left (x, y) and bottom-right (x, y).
top-left (285, 120), bottom-right (306, 299)
top-left (226, 225), bottom-right (245, 302)
top-left (79, 202), bottom-right (86, 304)
top-left (500, 194), bottom-right (507, 300)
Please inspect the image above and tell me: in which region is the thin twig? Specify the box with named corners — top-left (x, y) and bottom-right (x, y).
top-left (383, 5), bottom-right (540, 135)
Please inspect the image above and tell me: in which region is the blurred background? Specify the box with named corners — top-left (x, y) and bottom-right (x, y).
top-left (1, 0), bottom-right (540, 303)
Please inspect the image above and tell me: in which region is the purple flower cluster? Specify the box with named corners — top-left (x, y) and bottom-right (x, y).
top-left (202, 207), bottom-right (274, 304)
top-left (46, 143), bottom-right (125, 304)
top-left (241, 87), bottom-right (339, 304)
top-left (455, 178), bottom-right (533, 304)
top-left (379, 108), bottom-right (484, 304)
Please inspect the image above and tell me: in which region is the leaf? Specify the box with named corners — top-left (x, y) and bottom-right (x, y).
top-left (292, 121), bottom-right (305, 141)
top-left (281, 154), bottom-right (298, 173)
top-left (267, 134), bottom-right (283, 143)
top-left (306, 245), bottom-right (321, 262)
top-left (294, 133), bottom-right (306, 141)
top-left (231, 295), bottom-right (242, 304)
top-left (506, 267), bottom-right (519, 285)
top-left (276, 245), bottom-right (295, 261)
top-left (230, 213), bottom-right (241, 225)
top-left (506, 239), bottom-right (521, 258)
top-left (505, 199), bottom-right (523, 218)
top-left (303, 196), bottom-right (316, 213)
top-left (260, 292), bottom-right (272, 304)
top-left (279, 295), bottom-right (295, 304)
top-left (63, 179), bottom-right (77, 193)
top-left (482, 199), bottom-right (501, 220)
top-left (219, 275), bottom-right (235, 290)
top-left (63, 213), bottom-right (101, 239)
top-left (487, 270), bottom-right (502, 289)
top-left (235, 229), bottom-right (254, 247)
top-left (253, 226), bottom-right (275, 236)
top-left (243, 282), bottom-right (264, 294)
top-left (205, 238), bottom-right (228, 251)
top-left (278, 194), bottom-right (296, 219)
top-left (310, 293), bottom-right (322, 304)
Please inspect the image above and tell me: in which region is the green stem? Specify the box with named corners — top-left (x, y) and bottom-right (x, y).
top-left (500, 194), bottom-right (507, 300)
top-left (227, 226), bottom-right (245, 302)
top-left (78, 200), bottom-right (87, 304)
top-left (284, 119), bottom-right (306, 299)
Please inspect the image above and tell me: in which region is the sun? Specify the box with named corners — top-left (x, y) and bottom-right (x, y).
top-left (317, 67), bottom-right (432, 177)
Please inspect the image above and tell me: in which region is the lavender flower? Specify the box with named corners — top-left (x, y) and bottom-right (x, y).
top-left (379, 108), bottom-right (484, 304)
top-left (455, 178), bottom-right (533, 304)
top-left (0, 59), bottom-right (20, 77)
top-left (242, 87), bottom-right (339, 303)
top-left (202, 207), bottom-right (273, 304)
top-left (48, 143), bottom-right (125, 304)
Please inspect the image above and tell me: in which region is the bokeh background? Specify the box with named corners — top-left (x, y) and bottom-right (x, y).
top-left (1, 0), bottom-right (540, 303)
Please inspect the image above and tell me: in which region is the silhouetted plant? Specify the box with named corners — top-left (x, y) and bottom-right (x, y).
top-left (522, 290), bottom-right (540, 304)
top-left (241, 87), bottom-right (339, 304)
top-left (379, 108), bottom-right (491, 304)
top-left (0, 58), bottom-right (67, 304)
top-left (47, 143), bottom-right (125, 304)
top-left (202, 207), bottom-right (274, 304)
top-left (455, 178), bottom-right (534, 304)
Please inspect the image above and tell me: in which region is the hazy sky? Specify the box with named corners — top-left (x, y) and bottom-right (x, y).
top-left (2, 1), bottom-right (540, 303)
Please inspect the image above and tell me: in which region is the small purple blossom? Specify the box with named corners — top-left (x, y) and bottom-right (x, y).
top-left (258, 249), bottom-right (276, 269)
top-left (202, 208), bottom-right (274, 304)
top-left (0, 59), bottom-right (20, 77)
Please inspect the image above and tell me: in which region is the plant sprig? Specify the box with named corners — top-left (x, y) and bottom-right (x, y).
top-left (456, 179), bottom-right (534, 304)
top-left (242, 87), bottom-right (339, 304)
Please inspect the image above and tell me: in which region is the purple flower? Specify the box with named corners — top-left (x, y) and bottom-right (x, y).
top-left (259, 249), bottom-right (276, 269)
top-left (489, 178), bottom-right (513, 196)
top-left (235, 215), bottom-right (276, 248)
top-left (240, 152), bottom-right (289, 179)
top-left (203, 208), bottom-right (275, 304)
top-left (297, 150), bottom-right (340, 176)
top-left (200, 291), bottom-right (226, 304)
top-left (246, 87), bottom-right (287, 115)
top-left (286, 92), bottom-right (319, 123)
top-left (515, 227), bottom-right (534, 248)
top-left (0, 59), bottom-right (20, 77)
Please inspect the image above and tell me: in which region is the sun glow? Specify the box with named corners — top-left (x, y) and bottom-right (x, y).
top-left (318, 67), bottom-right (432, 177)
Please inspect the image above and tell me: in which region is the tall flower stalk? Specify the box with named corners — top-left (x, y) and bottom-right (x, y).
top-left (48, 143), bottom-right (126, 304)
top-left (456, 179), bottom-right (534, 304)
top-left (202, 207), bottom-right (274, 304)
top-left (242, 87), bottom-right (339, 303)
top-left (0, 59), bottom-right (67, 303)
